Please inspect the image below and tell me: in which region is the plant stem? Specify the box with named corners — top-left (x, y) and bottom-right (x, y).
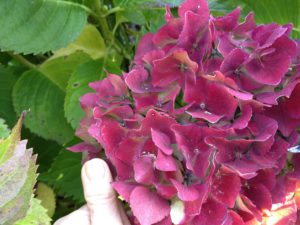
top-left (101, 7), bottom-right (123, 17)
top-left (91, 0), bottom-right (131, 60)
top-left (8, 52), bottom-right (37, 69)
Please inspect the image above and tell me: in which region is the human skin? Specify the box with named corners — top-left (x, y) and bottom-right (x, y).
top-left (54, 158), bottom-right (130, 225)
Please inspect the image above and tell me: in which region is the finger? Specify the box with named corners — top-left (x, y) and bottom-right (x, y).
top-left (118, 202), bottom-right (131, 225)
top-left (81, 158), bottom-right (124, 225)
top-left (54, 205), bottom-right (90, 225)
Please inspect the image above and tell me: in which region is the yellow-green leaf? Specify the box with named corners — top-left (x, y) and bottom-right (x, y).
top-left (52, 24), bottom-right (106, 60)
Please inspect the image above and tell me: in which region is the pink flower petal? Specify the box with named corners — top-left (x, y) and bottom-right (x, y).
top-left (151, 129), bottom-right (173, 155)
top-left (130, 187), bottom-right (170, 225)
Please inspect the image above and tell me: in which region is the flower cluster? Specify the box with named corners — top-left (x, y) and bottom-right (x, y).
top-left (72, 0), bottom-right (300, 224)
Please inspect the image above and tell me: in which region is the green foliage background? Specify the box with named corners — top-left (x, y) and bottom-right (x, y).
top-left (0, 0), bottom-right (299, 223)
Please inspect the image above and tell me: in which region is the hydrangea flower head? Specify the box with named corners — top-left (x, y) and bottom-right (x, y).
top-left (72, 0), bottom-right (300, 224)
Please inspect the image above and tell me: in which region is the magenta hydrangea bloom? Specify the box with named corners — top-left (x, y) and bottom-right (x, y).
top-left (72, 0), bottom-right (300, 224)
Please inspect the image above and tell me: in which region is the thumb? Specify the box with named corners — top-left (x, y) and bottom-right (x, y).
top-left (81, 158), bottom-right (123, 225)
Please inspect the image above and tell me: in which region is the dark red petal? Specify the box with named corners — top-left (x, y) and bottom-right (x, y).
top-left (212, 170), bottom-right (241, 208)
top-left (213, 8), bottom-right (241, 32)
top-left (228, 210), bottom-right (245, 225)
top-left (134, 33), bottom-right (156, 64)
top-left (246, 184), bottom-right (272, 211)
top-left (152, 50), bottom-right (198, 87)
top-left (192, 197), bottom-right (229, 225)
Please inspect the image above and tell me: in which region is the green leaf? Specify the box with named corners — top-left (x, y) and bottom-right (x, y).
top-left (0, 0), bottom-right (87, 54)
top-left (208, 0), bottom-right (237, 16)
top-left (0, 65), bottom-right (18, 127)
top-left (0, 115), bottom-right (23, 163)
top-left (103, 48), bottom-right (123, 75)
top-left (65, 60), bottom-right (104, 129)
top-left (227, 0), bottom-right (300, 38)
top-left (0, 119), bottom-right (10, 139)
top-left (14, 198), bottom-right (51, 225)
top-left (52, 24), bottom-right (106, 60)
top-left (40, 52), bottom-right (91, 91)
top-left (13, 70), bottom-right (74, 144)
top-left (142, 8), bottom-right (166, 33)
top-left (0, 116), bottom-right (40, 225)
top-left (36, 182), bottom-right (56, 218)
top-left (39, 150), bottom-right (84, 203)
top-left (117, 9), bottom-right (147, 25)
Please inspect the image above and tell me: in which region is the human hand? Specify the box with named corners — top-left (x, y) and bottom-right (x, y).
top-left (54, 158), bottom-right (130, 225)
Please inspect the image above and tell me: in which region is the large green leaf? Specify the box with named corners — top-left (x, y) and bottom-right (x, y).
top-left (64, 60), bottom-right (103, 129)
top-left (14, 198), bottom-right (51, 225)
top-left (0, 0), bottom-right (87, 54)
top-left (142, 8), bottom-right (166, 33)
top-left (13, 70), bottom-right (74, 144)
top-left (40, 52), bottom-right (91, 90)
top-left (52, 24), bottom-right (106, 60)
top-left (227, 0), bottom-right (300, 38)
top-left (0, 116), bottom-right (50, 225)
top-left (0, 119), bottom-right (10, 140)
top-left (40, 149), bottom-right (84, 203)
top-left (0, 66), bottom-right (19, 127)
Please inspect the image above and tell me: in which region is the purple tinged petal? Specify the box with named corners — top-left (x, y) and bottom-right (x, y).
top-left (68, 142), bottom-right (100, 153)
top-left (253, 24), bottom-right (287, 50)
top-left (152, 50), bottom-right (198, 87)
top-left (246, 36), bottom-right (296, 85)
top-left (134, 33), bottom-right (156, 64)
top-left (220, 48), bottom-right (248, 75)
top-left (79, 93), bottom-right (99, 113)
top-left (177, 10), bottom-right (211, 63)
top-left (233, 12), bottom-right (256, 34)
top-left (153, 18), bottom-right (183, 49)
top-left (125, 67), bottom-right (150, 93)
top-left (256, 81), bottom-right (300, 105)
top-left (178, 0), bottom-right (209, 19)
top-left (213, 7), bottom-right (241, 32)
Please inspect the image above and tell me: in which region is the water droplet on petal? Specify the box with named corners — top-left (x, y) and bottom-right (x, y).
top-left (200, 102), bottom-right (206, 109)
top-left (156, 102), bottom-right (162, 107)
top-left (120, 120), bottom-right (126, 127)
